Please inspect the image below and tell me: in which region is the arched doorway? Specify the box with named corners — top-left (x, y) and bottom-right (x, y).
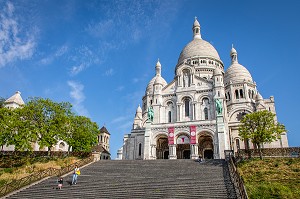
top-left (156, 136), bottom-right (169, 159)
top-left (176, 134), bottom-right (190, 159)
top-left (198, 133), bottom-right (214, 159)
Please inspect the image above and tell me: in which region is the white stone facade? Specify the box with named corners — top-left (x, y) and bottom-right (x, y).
top-left (120, 18), bottom-right (288, 160)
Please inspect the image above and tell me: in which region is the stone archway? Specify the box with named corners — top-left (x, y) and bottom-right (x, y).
top-left (156, 136), bottom-right (169, 159)
top-left (176, 133), bottom-right (190, 159)
top-left (198, 133), bottom-right (214, 159)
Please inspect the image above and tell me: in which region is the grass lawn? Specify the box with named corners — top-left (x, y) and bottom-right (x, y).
top-left (0, 156), bottom-right (80, 187)
top-left (238, 158), bottom-right (300, 199)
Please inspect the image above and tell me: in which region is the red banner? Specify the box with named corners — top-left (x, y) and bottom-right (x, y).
top-left (190, 126), bottom-right (196, 144)
top-left (168, 127), bottom-right (174, 145)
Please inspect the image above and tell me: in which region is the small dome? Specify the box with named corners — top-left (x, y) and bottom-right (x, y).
top-left (213, 67), bottom-right (222, 76)
top-left (177, 39), bottom-right (220, 65)
top-left (156, 60), bottom-right (161, 67)
top-left (154, 76), bottom-right (166, 85)
top-left (5, 91), bottom-right (25, 106)
top-left (224, 63), bottom-right (253, 84)
top-left (193, 18), bottom-right (200, 27)
top-left (230, 47), bottom-right (237, 55)
top-left (146, 76), bottom-right (167, 93)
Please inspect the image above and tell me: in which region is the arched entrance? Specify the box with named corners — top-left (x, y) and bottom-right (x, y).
top-left (156, 136), bottom-right (169, 159)
top-left (176, 134), bottom-right (190, 159)
top-left (198, 133), bottom-right (214, 159)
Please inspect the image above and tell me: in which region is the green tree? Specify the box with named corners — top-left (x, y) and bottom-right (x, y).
top-left (26, 98), bottom-right (72, 152)
top-left (0, 97), bottom-right (5, 108)
top-left (63, 115), bottom-right (99, 152)
top-left (238, 110), bottom-right (286, 159)
top-left (0, 106), bottom-right (37, 151)
top-left (0, 107), bottom-right (13, 150)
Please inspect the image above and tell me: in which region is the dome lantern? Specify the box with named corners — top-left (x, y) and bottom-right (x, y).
top-left (230, 44), bottom-right (238, 64)
top-left (192, 17), bottom-right (201, 39)
top-left (155, 59), bottom-right (161, 77)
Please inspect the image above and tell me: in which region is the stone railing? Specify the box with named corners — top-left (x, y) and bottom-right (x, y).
top-left (225, 150), bottom-right (248, 199)
top-left (0, 151), bottom-right (91, 158)
top-left (0, 156), bottom-right (93, 197)
top-left (237, 147), bottom-right (300, 158)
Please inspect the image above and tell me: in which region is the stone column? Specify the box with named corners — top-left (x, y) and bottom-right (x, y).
top-left (143, 121), bottom-right (152, 160)
top-left (190, 144), bottom-right (199, 159)
top-left (192, 102), bottom-right (196, 120)
top-left (169, 144), bottom-right (177, 159)
top-left (150, 144), bottom-right (157, 159)
top-left (177, 103), bottom-right (182, 122)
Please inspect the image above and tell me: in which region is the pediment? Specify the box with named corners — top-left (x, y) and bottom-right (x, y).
top-left (194, 75), bottom-right (213, 89)
top-left (162, 79), bottom-right (176, 93)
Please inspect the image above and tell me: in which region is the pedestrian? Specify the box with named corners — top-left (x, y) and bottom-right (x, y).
top-left (198, 156), bottom-right (203, 163)
top-left (57, 177), bottom-right (63, 189)
top-left (72, 165), bottom-right (80, 185)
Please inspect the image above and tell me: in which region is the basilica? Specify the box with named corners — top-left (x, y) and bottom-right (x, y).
top-left (118, 18), bottom-right (288, 160)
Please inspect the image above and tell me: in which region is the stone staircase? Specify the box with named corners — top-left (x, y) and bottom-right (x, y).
top-left (5, 159), bottom-right (237, 199)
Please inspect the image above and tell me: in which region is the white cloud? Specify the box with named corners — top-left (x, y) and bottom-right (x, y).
top-left (70, 63), bottom-right (86, 76)
top-left (0, 2), bottom-right (36, 67)
top-left (111, 116), bottom-right (129, 124)
top-left (55, 45), bottom-right (68, 57)
top-left (118, 121), bottom-right (133, 131)
top-left (40, 45), bottom-right (69, 65)
top-left (68, 45), bottom-right (101, 76)
top-left (67, 81), bottom-right (89, 117)
top-left (104, 68), bottom-right (114, 76)
top-left (115, 86), bottom-right (124, 91)
top-left (85, 19), bottom-right (114, 39)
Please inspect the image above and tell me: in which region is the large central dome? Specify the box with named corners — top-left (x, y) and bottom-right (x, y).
top-left (177, 38), bottom-right (220, 64)
top-left (177, 18), bottom-right (220, 65)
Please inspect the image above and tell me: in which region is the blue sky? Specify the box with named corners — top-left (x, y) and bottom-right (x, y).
top-left (1, 0), bottom-right (299, 158)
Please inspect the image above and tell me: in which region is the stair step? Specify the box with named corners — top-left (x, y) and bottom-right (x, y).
top-left (6, 159), bottom-right (237, 199)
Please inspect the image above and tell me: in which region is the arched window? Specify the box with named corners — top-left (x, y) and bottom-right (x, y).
top-left (138, 143), bottom-right (142, 156)
top-left (168, 111), bottom-right (172, 123)
top-left (240, 89), bottom-right (244, 98)
top-left (100, 135), bottom-right (103, 142)
top-left (252, 90), bottom-right (254, 99)
top-left (202, 97), bottom-right (209, 105)
top-left (225, 93), bottom-right (228, 100)
top-left (204, 108), bottom-right (208, 120)
top-left (235, 90), bottom-right (239, 99)
top-left (236, 139), bottom-right (240, 150)
top-left (228, 92), bottom-right (231, 101)
top-left (185, 98), bottom-right (190, 117)
top-left (59, 142), bottom-right (65, 149)
top-left (248, 89), bottom-right (251, 98)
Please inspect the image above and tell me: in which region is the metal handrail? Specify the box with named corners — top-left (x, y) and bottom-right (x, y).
top-left (0, 156), bottom-right (93, 197)
top-left (227, 155), bottom-right (248, 199)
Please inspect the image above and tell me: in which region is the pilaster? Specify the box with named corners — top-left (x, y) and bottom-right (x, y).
top-left (143, 121), bottom-right (152, 159)
top-left (169, 145), bottom-right (177, 159)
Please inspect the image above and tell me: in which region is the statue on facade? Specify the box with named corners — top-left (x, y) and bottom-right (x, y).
top-left (215, 98), bottom-right (223, 115)
top-left (147, 106), bottom-right (154, 122)
top-left (184, 73), bottom-right (189, 87)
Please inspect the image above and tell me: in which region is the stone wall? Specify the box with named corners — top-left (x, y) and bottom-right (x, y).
top-left (237, 147), bottom-right (300, 158)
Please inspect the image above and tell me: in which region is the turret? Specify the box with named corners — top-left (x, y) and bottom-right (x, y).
top-left (133, 105), bottom-right (143, 129)
top-left (192, 17), bottom-right (201, 39)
